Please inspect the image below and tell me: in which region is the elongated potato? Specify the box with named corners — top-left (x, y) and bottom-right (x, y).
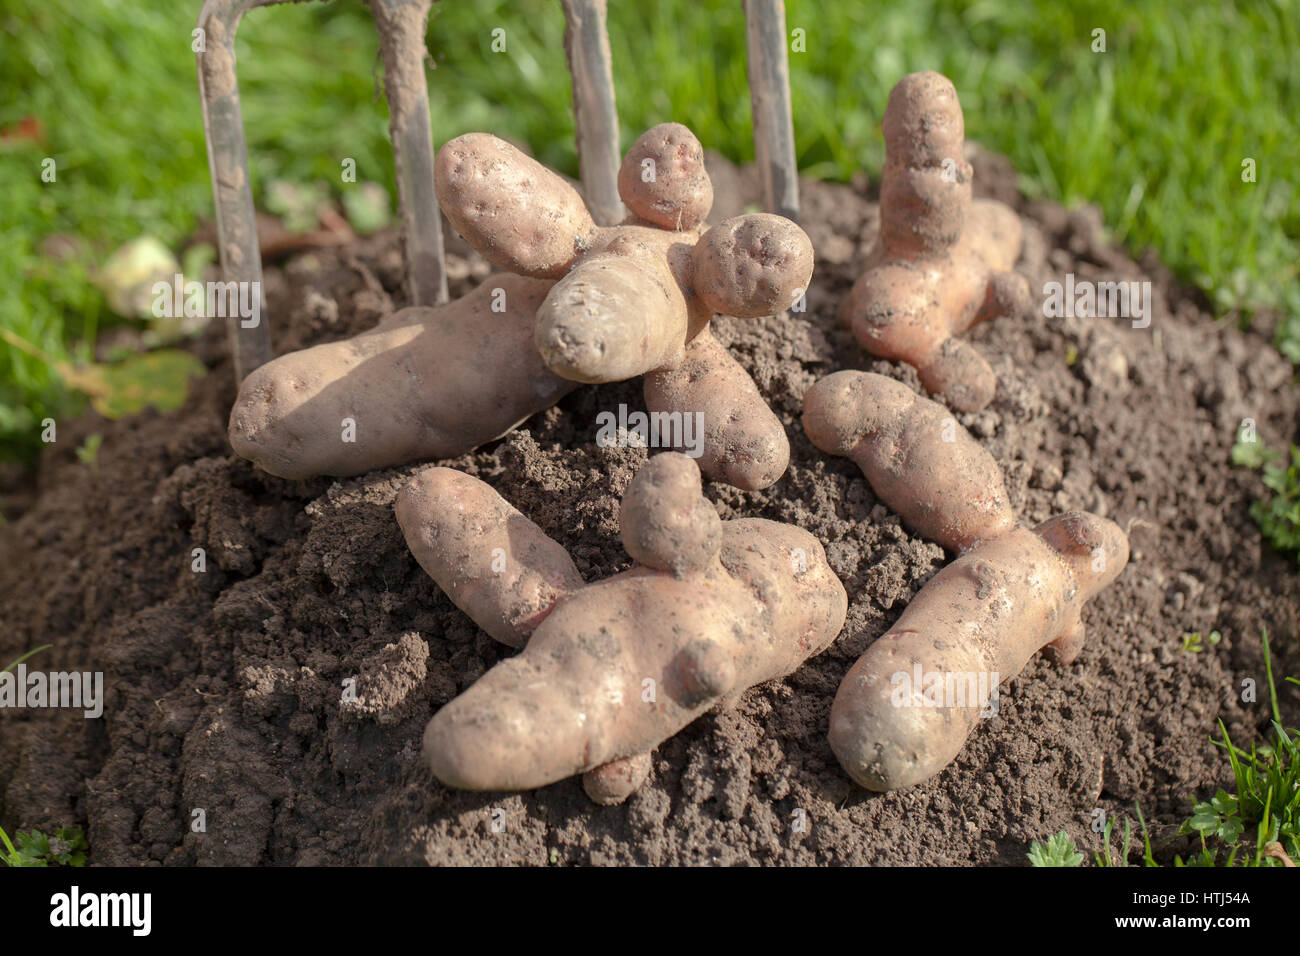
top-left (434, 133), bottom-right (597, 278)
top-left (644, 329), bottom-right (790, 491)
top-left (228, 275), bottom-right (576, 479)
top-left (829, 511), bottom-right (1128, 791)
top-left (802, 370), bottom-right (1012, 551)
top-left (406, 454), bottom-right (848, 793)
top-left (394, 467), bottom-right (584, 648)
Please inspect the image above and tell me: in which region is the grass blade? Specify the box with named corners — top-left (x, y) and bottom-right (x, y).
top-left (1, 644), bottom-right (52, 674)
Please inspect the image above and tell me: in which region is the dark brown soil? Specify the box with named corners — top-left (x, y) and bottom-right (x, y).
top-left (2, 149), bottom-right (1297, 866)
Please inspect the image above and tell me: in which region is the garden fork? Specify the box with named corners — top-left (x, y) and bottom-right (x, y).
top-left (197, 0), bottom-right (798, 384)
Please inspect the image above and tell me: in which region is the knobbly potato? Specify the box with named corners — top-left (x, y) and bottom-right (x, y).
top-left (401, 454), bottom-right (848, 797)
top-left (802, 365), bottom-right (1129, 790)
top-left (436, 123), bottom-right (814, 490)
top-left (829, 512), bottom-right (1129, 790)
top-left (839, 72), bottom-right (1030, 412)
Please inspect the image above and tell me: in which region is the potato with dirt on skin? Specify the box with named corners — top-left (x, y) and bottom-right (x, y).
top-left (829, 511), bottom-right (1129, 791)
top-left (802, 370), bottom-right (1013, 552)
top-left (393, 466), bottom-right (583, 649)
top-left (644, 328), bottom-right (791, 491)
top-left (617, 122), bottom-right (713, 231)
top-left (228, 274), bottom-right (575, 479)
top-left (840, 71), bottom-right (1031, 413)
top-left (801, 368), bottom-right (1129, 790)
top-left (435, 122), bottom-right (814, 490)
top-left (394, 453), bottom-right (848, 802)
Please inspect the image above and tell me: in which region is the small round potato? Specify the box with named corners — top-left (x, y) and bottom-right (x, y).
top-left (691, 214), bottom-right (814, 318)
top-left (617, 122), bottom-right (714, 231)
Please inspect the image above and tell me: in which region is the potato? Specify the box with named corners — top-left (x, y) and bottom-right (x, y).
top-left (434, 133), bottom-right (597, 278)
top-left (395, 467), bottom-right (584, 648)
top-left (802, 370), bottom-right (1012, 551)
top-left (829, 512), bottom-right (1129, 790)
top-left (617, 121), bottom-right (713, 231)
top-left (582, 752), bottom-right (653, 805)
top-left (228, 274), bottom-right (575, 479)
top-left (691, 214), bottom-right (814, 319)
top-left (617, 450), bottom-right (722, 574)
top-left (839, 71), bottom-right (1030, 412)
top-left (435, 125), bottom-right (816, 490)
top-left (644, 329), bottom-right (790, 491)
top-left (533, 229), bottom-right (694, 383)
top-left (405, 454), bottom-right (848, 795)
top-left (803, 366), bottom-right (1130, 789)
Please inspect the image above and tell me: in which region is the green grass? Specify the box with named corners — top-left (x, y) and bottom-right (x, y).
top-left (3, 0), bottom-right (1298, 463)
top-left (1161, 625), bottom-right (1300, 867)
top-left (1, 643), bottom-right (50, 673)
top-left (1183, 628), bottom-right (1300, 866)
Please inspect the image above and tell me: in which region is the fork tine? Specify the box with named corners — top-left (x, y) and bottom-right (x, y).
top-left (561, 0), bottom-right (624, 226)
top-left (743, 0), bottom-right (800, 221)
top-left (196, 0), bottom-right (282, 382)
top-left (370, 0), bottom-right (449, 307)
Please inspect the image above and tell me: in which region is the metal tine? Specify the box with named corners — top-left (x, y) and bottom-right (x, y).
top-left (560, 0), bottom-right (624, 226)
top-left (369, 0), bottom-right (449, 308)
top-left (196, 0), bottom-right (282, 383)
top-left (743, 0), bottom-right (799, 222)
top-left (196, 0), bottom-right (449, 386)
